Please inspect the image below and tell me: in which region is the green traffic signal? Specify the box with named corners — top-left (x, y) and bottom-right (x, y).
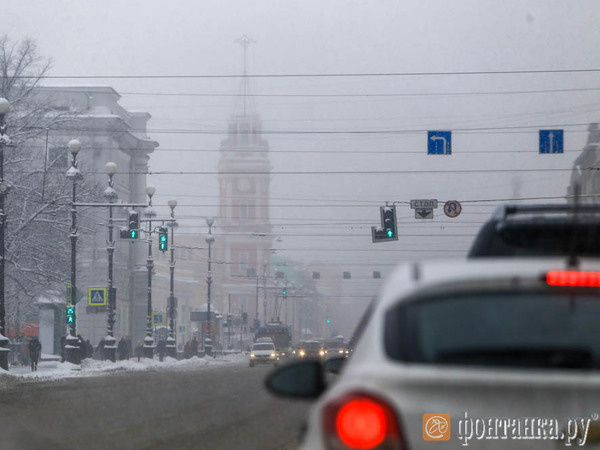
top-left (66, 305), bottom-right (75, 324)
top-left (282, 290), bottom-right (287, 295)
top-left (159, 230), bottom-right (168, 252)
top-left (130, 229), bottom-right (137, 239)
top-left (386, 229), bottom-right (394, 238)
top-left (326, 317), bottom-right (331, 324)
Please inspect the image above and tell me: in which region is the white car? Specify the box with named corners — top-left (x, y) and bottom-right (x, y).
top-left (249, 342), bottom-right (278, 367)
top-left (267, 258), bottom-right (600, 449)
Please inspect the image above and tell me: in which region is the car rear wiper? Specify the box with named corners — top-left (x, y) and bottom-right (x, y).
top-left (434, 347), bottom-right (595, 369)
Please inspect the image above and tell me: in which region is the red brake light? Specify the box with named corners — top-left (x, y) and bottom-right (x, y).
top-left (547, 270), bottom-right (600, 287)
top-left (323, 393), bottom-right (405, 449)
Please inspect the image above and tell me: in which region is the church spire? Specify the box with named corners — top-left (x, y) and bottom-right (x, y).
top-left (234, 35), bottom-right (256, 117)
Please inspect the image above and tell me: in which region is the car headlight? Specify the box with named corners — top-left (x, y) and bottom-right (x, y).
top-left (319, 350), bottom-right (326, 357)
top-left (299, 350), bottom-right (305, 357)
top-left (292, 350), bottom-right (296, 354)
top-left (270, 352), bottom-right (276, 358)
top-left (281, 352), bottom-right (286, 356)
top-left (338, 349), bottom-right (344, 354)
top-left (250, 353), bottom-right (255, 358)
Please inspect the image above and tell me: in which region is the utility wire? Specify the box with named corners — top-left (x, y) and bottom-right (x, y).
top-left (27, 67), bottom-right (600, 79)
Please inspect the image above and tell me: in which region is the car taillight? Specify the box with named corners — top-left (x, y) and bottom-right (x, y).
top-left (322, 393), bottom-right (405, 449)
top-left (547, 270), bottom-right (600, 287)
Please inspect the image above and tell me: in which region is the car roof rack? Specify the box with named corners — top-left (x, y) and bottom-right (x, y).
top-left (492, 203), bottom-right (600, 220)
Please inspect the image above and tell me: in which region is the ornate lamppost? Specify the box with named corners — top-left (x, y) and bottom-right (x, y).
top-left (103, 162), bottom-right (118, 362)
top-left (143, 186), bottom-right (156, 358)
top-left (205, 217), bottom-right (214, 357)
top-left (64, 139), bottom-right (82, 363)
top-left (166, 199), bottom-right (177, 358)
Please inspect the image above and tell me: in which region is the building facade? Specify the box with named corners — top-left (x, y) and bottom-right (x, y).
top-left (35, 86), bottom-right (157, 346)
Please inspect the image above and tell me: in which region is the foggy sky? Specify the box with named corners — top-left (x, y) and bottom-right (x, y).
top-left (3, 0), bottom-right (600, 280)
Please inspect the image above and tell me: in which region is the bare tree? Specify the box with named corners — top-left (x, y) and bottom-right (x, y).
top-left (0, 36), bottom-right (100, 337)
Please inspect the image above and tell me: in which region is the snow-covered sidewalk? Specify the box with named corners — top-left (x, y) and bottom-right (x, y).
top-left (0, 352), bottom-right (247, 382)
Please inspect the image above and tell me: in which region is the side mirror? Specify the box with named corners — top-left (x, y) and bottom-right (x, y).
top-left (265, 360), bottom-right (325, 399)
top-left (324, 356), bottom-right (346, 374)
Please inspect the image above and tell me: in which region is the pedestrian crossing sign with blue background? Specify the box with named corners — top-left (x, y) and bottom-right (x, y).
top-left (152, 313), bottom-right (165, 326)
top-left (428, 131), bottom-right (452, 155)
top-left (88, 287), bottom-right (107, 306)
top-left (539, 129), bottom-right (563, 154)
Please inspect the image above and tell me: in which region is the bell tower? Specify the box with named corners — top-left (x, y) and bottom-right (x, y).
top-left (217, 36), bottom-right (272, 327)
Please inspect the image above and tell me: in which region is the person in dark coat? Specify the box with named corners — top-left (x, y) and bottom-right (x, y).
top-left (97, 338), bottom-right (106, 361)
top-left (134, 341), bottom-right (143, 361)
top-left (117, 337), bottom-right (128, 361)
top-left (28, 337), bottom-right (42, 371)
top-left (157, 339), bottom-right (166, 362)
top-left (85, 340), bottom-right (93, 359)
top-left (77, 335), bottom-right (86, 361)
top-left (190, 337), bottom-right (198, 357)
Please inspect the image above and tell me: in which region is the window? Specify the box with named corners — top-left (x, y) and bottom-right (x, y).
top-left (240, 204), bottom-right (247, 219)
top-left (385, 291), bottom-right (600, 370)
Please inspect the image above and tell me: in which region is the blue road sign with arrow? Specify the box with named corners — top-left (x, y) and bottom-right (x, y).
top-left (539, 130), bottom-right (563, 154)
top-left (428, 131), bottom-right (452, 155)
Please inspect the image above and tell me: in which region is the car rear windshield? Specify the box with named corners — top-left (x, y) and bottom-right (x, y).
top-left (252, 344), bottom-right (274, 351)
top-left (385, 291), bottom-right (600, 370)
top-left (468, 221), bottom-right (600, 257)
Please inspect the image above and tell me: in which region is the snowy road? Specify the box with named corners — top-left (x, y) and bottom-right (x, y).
top-left (0, 358), bottom-right (310, 449)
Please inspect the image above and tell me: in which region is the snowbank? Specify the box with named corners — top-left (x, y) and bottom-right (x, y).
top-left (0, 352), bottom-right (248, 383)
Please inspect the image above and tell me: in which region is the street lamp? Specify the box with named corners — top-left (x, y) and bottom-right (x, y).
top-left (0, 98), bottom-right (11, 371)
top-left (166, 199), bottom-right (177, 357)
top-left (143, 186), bottom-right (156, 358)
top-left (65, 139), bottom-right (82, 364)
top-left (205, 217), bottom-right (214, 357)
top-left (103, 162), bottom-right (118, 362)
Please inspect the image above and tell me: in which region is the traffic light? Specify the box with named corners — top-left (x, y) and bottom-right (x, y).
top-left (282, 289), bottom-right (287, 296)
top-left (371, 205), bottom-right (398, 243)
top-left (227, 313), bottom-right (233, 327)
top-left (242, 312), bottom-right (248, 324)
top-left (158, 227), bottom-right (168, 252)
top-left (326, 317), bottom-right (331, 324)
top-left (128, 211), bottom-right (140, 239)
top-left (66, 304), bottom-right (75, 325)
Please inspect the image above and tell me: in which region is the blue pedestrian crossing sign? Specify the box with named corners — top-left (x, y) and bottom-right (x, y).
top-left (88, 287), bottom-right (107, 306)
top-left (539, 130), bottom-right (563, 154)
top-left (428, 131), bottom-right (452, 155)
top-left (152, 313), bottom-right (165, 326)
top-left (178, 325), bottom-right (186, 334)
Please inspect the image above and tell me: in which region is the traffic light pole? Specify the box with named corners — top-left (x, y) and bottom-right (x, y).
top-left (144, 207), bottom-right (155, 358)
top-left (166, 213), bottom-right (177, 358)
top-left (65, 141), bottom-right (83, 364)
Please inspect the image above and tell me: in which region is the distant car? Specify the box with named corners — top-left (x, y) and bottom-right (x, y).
top-left (267, 258), bottom-right (600, 449)
top-left (294, 340), bottom-right (326, 360)
top-left (248, 342), bottom-right (278, 367)
top-left (468, 203), bottom-right (600, 257)
top-left (324, 338), bottom-right (349, 359)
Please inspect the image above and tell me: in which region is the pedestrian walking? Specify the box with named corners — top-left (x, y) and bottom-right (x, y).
top-left (134, 341), bottom-right (143, 361)
top-left (117, 337), bottom-right (128, 361)
top-left (157, 339), bottom-right (166, 362)
top-left (28, 337), bottom-right (41, 371)
top-left (190, 337), bottom-right (198, 357)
